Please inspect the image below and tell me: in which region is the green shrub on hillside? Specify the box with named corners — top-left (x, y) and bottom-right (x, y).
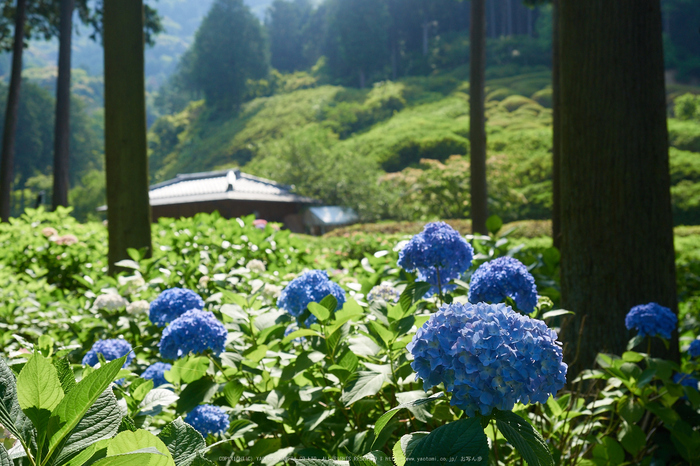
top-left (674, 92), bottom-right (700, 120)
top-left (669, 118), bottom-right (700, 153)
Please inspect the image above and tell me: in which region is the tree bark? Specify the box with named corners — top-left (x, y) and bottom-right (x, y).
top-left (559, 0), bottom-right (678, 375)
top-left (470, 0), bottom-right (488, 234)
top-left (551, 0), bottom-right (561, 250)
top-left (52, 0), bottom-right (74, 210)
top-left (104, 0), bottom-right (152, 272)
top-left (488, 0), bottom-right (496, 38)
top-left (0, 0), bottom-right (27, 222)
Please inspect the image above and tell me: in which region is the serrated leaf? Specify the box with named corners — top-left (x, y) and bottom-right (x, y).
top-left (176, 379), bottom-right (217, 414)
top-left (17, 352), bottom-right (64, 437)
top-left (592, 437), bottom-right (625, 465)
top-left (46, 355), bottom-right (127, 461)
top-left (408, 418), bottom-right (488, 465)
top-left (158, 418), bottom-right (206, 466)
top-left (399, 282), bottom-right (431, 311)
top-left (0, 445), bottom-right (11, 466)
top-left (262, 447), bottom-right (295, 466)
top-left (223, 381), bottom-right (244, 408)
top-left (0, 358), bottom-right (32, 446)
top-left (393, 433), bottom-right (429, 466)
top-left (618, 423), bottom-right (645, 456)
top-left (139, 389), bottom-right (179, 416)
top-left (372, 393), bottom-right (443, 448)
top-left (133, 380), bottom-right (154, 402)
top-left (53, 359), bottom-right (77, 395)
top-left (627, 335), bottom-right (645, 351)
top-left (282, 329), bottom-right (323, 344)
top-left (495, 410), bottom-right (553, 466)
top-left (106, 430), bottom-right (174, 466)
top-left (308, 303), bottom-right (331, 323)
top-left (180, 357), bottom-right (210, 384)
top-left (341, 371), bottom-right (389, 406)
top-left (54, 390), bottom-right (122, 465)
top-left (319, 294), bottom-right (339, 313)
top-left (90, 452), bottom-right (165, 466)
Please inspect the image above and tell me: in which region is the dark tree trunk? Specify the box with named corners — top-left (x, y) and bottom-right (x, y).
top-left (104, 0), bottom-right (152, 272)
top-left (0, 0), bottom-right (27, 222)
top-left (422, 21), bottom-right (429, 56)
top-left (53, 0), bottom-right (74, 210)
top-left (559, 0), bottom-right (678, 375)
top-left (359, 69), bottom-right (365, 88)
top-left (488, 0), bottom-right (496, 38)
top-left (551, 0), bottom-right (561, 250)
top-left (470, 0), bottom-right (488, 235)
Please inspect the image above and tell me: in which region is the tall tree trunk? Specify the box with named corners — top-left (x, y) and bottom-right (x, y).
top-left (422, 21), bottom-right (429, 56)
top-left (551, 0), bottom-right (561, 250)
top-left (488, 0), bottom-right (496, 38)
top-left (505, 0), bottom-right (512, 36)
top-left (527, 6), bottom-right (533, 37)
top-left (559, 0), bottom-right (677, 375)
top-left (104, 0), bottom-right (152, 272)
top-left (53, 0), bottom-right (74, 210)
top-left (0, 0), bottom-right (27, 222)
top-left (470, 0), bottom-right (488, 234)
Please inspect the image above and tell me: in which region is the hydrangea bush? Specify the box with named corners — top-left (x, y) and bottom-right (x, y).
top-left (159, 309), bottom-right (227, 360)
top-left (277, 270), bottom-right (346, 325)
top-left (185, 404), bottom-right (230, 436)
top-left (468, 256), bottom-right (538, 313)
top-left (82, 338), bottom-right (135, 367)
top-left (142, 362), bottom-right (173, 387)
top-left (407, 302), bottom-right (567, 416)
top-left (397, 222), bottom-right (474, 297)
top-left (149, 287), bottom-right (205, 327)
top-left (625, 302), bottom-right (677, 339)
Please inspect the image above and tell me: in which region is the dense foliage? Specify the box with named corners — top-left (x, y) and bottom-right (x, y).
top-left (0, 209), bottom-right (699, 464)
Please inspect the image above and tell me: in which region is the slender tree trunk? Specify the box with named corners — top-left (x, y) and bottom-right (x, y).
top-left (505, 0), bottom-right (512, 36)
top-left (488, 0), bottom-right (496, 38)
top-left (53, 0), bottom-right (74, 209)
top-left (422, 21), bottom-right (429, 56)
top-left (104, 0), bottom-right (152, 272)
top-left (470, 0), bottom-right (488, 234)
top-left (551, 0), bottom-right (561, 250)
top-left (0, 0), bottom-right (26, 222)
top-left (559, 0), bottom-right (678, 375)
top-left (527, 7), bottom-right (533, 37)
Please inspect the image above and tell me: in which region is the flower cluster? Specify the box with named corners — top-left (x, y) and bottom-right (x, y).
top-left (141, 362), bottom-right (172, 387)
top-left (246, 259), bottom-right (266, 273)
top-left (624, 302), bottom-right (677, 339)
top-left (277, 270), bottom-right (346, 325)
top-left (690, 340), bottom-right (700, 359)
top-left (468, 257), bottom-right (538, 313)
top-left (149, 288), bottom-right (205, 327)
top-left (82, 339), bottom-right (135, 368)
top-left (397, 222), bottom-right (474, 296)
top-left (185, 404), bottom-right (230, 436)
top-left (159, 310), bottom-right (227, 360)
top-left (367, 283), bottom-right (401, 303)
top-left (92, 293), bottom-right (129, 311)
top-left (127, 300), bottom-right (150, 315)
top-left (407, 302), bottom-right (567, 417)
top-left (673, 372), bottom-right (699, 389)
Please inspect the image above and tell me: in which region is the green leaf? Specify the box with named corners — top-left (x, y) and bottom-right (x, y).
top-left (592, 437), bottom-right (625, 466)
top-left (0, 445), bottom-right (11, 466)
top-left (132, 379), bottom-right (154, 402)
top-left (495, 410), bottom-right (553, 466)
top-left (308, 303), bottom-right (331, 323)
top-left (250, 438), bottom-right (281, 459)
top-left (627, 335), bottom-right (645, 351)
top-left (55, 390), bottom-right (122, 465)
top-left (282, 329), bottom-right (323, 344)
top-left (180, 357), bottom-right (210, 384)
top-left (392, 433), bottom-right (428, 466)
top-left (90, 452), bottom-right (166, 466)
top-left (176, 379), bottom-right (217, 414)
top-left (158, 418), bottom-right (206, 466)
top-left (17, 352), bottom-right (64, 435)
top-left (0, 357), bottom-right (32, 445)
top-left (621, 351), bottom-right (644, 363)
top-left (341, 371), bottom-right (390, 406)
top-left (368, 321), bottom-right (394, 348)
top-left (372, 393), bottom-right (444, 448)
top-left (243, 345), bottom-right (268, 364)
top-left (540, 309), bottom-right (573, 320)
top-left (399, 282), bottom-right (431, 311)
top-left (46, 355), bottom-right (127, 462)
top-left (319, 294), bottom-right (339, 313)
top-left (618, 423), bottom-right (645, 456)
top-left (486, 215), bottom-right (503, 234)
top-left (223, 382), bottom-right (244, 409)
top-left (408, 418), bottom-right (488, 465)
top-left (38, 335), bottom-right (54, 357)
top-left (262, 447), bottom-right (295, 466)
top-left (106, 429), bottom-right (174, 466)
top-left (53, 358), bottom-right (77, 395)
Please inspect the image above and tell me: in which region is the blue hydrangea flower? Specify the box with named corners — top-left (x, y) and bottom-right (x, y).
top-left (159, 310), bottom-right (228, 360)
top-left (407, 302), bottom-right (567, 417)
top-left (141, 362), bottom-right (172, 387)
top-left (82, 339), bottom-right (135, 368)
top-left (277, 270), bottom-right (346, 325)
top-left (397, 222), bottom-right (474, 296)
top-left (689, 340), bottom-right (700, 358)
top-left (149, 288), bottom-right (205, 327)
top-left (185, 404), bottom-right (230, 436)
top-left (367, 283), bottom-right (401, 303)
top-left (673, 372), bottom-right (699, 389)
top-left (468, 257), bottom-right (538, 313)
top-left (625, 302), bottom-right (677, 340)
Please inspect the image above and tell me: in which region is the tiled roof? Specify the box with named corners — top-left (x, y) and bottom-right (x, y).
top-left (148, 169), bottom-right (317, 206)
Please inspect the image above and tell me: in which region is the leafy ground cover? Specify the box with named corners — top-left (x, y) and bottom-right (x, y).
top-left (0, 209), bottom-right (699, 465)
